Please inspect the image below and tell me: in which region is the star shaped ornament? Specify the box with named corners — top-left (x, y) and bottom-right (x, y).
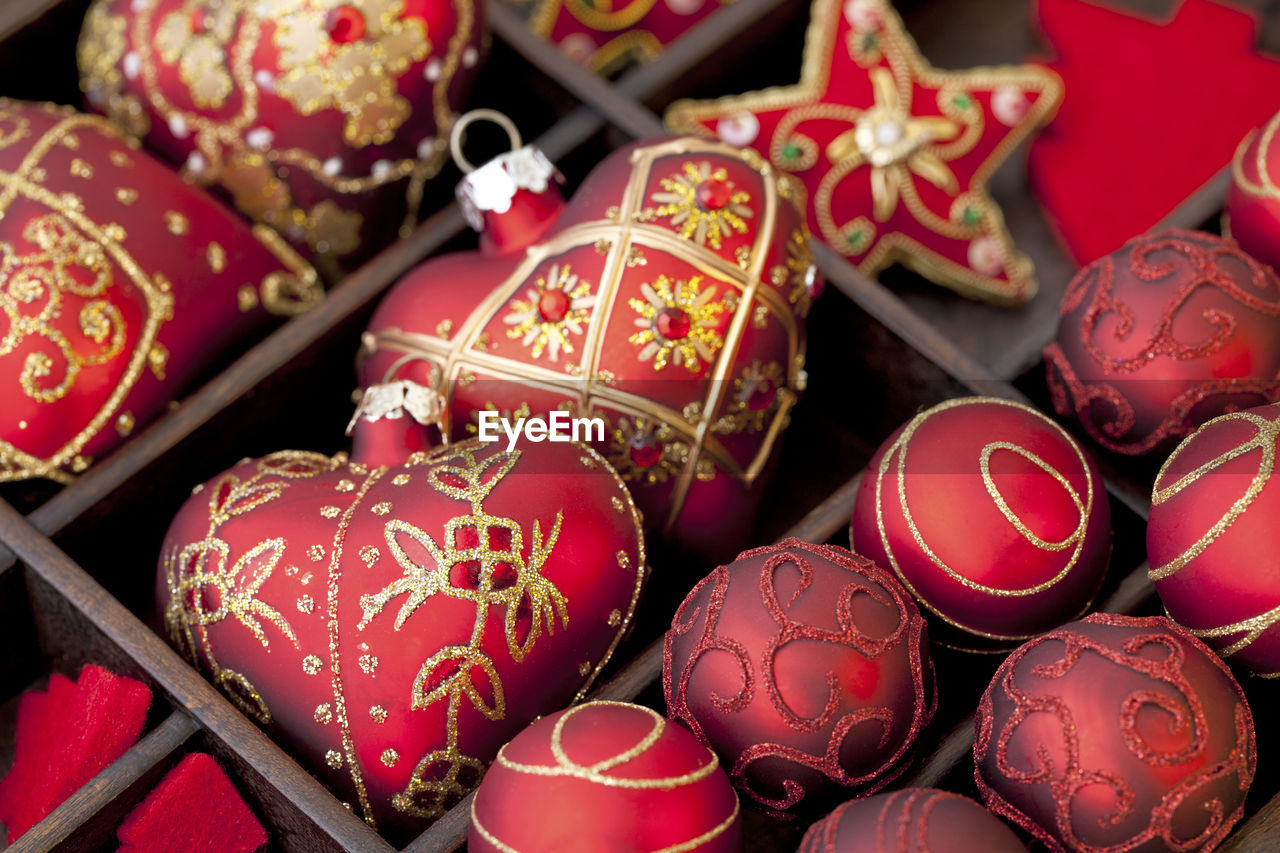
top-left (665, 0), bottom-right (1063, 305)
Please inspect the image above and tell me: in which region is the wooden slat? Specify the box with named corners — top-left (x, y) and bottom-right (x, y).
top-left (0, 500), bottom-right (395, 853)
top-left (10, 711), bottom-right (198, 852)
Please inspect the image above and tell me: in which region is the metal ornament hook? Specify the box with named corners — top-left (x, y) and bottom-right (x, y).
top-left (449, 109), bottom-right (523, 174)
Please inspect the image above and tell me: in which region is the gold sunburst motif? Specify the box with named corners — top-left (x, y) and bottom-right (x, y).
top-left (775, 226), bottom-right (818, 316)
top-left (607, 416), bottom-right (714, 484)
top-left (628, 274), bottom-right (727, 372)
top-left (714, 361), bottom-right (785, 434)
top-left (638, 161), bottom-right (754, 248)
top-left (502, 264), bottom-right (596, 360)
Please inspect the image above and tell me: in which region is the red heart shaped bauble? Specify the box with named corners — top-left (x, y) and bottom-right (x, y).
top-left (468, 701), bottom-right (741, 852)
top-left (0, 100), bottom-right (318, 484)
top-left (798, 789), bottom-right (1026, 853)
top-left (78, 0), bottom-right (484, 274)
top-left (1044, 229), bottom-right (1280, 456)
top-left (358, 137), bottom-right (819, 559)
top-left (1148, 402), bottom-right (1280, 677)
top-left (974, 614), bottom-right (1255, 853)
top-left (1227, 110), bottom-right (1280, 277)
top-left (157, 437), bottom-right (646, 839)
top-left (664, 539), bottom-right (935, 814)
top-left (850, 397), bottom-right (1111, 644)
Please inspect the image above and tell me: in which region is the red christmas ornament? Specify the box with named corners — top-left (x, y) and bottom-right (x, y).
top-left (663, 539), bottom-right (935, 814)
top-left (798, 788), bottom-right (1026, 853)
top-left (77, 0), bottom-right (485, 275)
top-left (468, 701), bottom-right (741, 851)
top-left (116, 753), bottom-right (268, 853)
top-left (1148, 403), bottom-right (1280, 677)
top-left (157, 426), bottom-right (646, 840)
top-left (1027, 0), bottom-right (1280, 265)
top-left (0, 101), bottom-right (318, 484)
top-left (1045, 229), bottom-right (1280, 457)
top-left (665, 0), bottom-right (1062, 306)
top-left (529, 0), bottom-right (740, 74)
top-left (974, 614), bottom-right (1256, 853)
top-left (357, 130), bottom-right (817, 559)
top-left (1227, 109), bottom-right (1280, 275)
top-left (850, 397), bottom-right (1111, 644)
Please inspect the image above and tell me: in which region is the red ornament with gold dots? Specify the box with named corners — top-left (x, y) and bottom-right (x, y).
top-left (77, 0), bottom-right (486, 275)
top-left (0, 100), bottom-right (319, 484)
top-left (357, 125), bottom-right (821, 559)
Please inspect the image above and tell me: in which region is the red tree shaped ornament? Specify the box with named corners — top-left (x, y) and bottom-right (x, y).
top-left (77, 0), bottom-right (485, 275)
top-left (356, 117), bottom-right (819, 559)
top-left (158, 392), bottom-right (647, 840)
top-left (0, 100), bottom-right (318, 484)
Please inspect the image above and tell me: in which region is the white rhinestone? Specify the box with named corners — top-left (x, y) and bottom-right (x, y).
top-left (716, 112), bottom-right (759, 147)
top-left (875, 121), bottom-right (902, 147)
top-left (462, 47), bottom-right (479, 68)
top-left (323, 157), bottom-right (342, 176)
top-left (246, 127), bottom-right (274, 150)
top-left (372, 159), bottom-right (392, 178)
top-left (424, 59), bottom-right (443, 82)
top-left (254, 70), bottom-right (276, 92)
top-left (168, 115), bottom-right (189, 139)
top-left (187, 152), bottom-right (206, 173)
top-left (123, 52), bottom-right (141, 79)
top-left (416, 137), bottom-right (436, 159)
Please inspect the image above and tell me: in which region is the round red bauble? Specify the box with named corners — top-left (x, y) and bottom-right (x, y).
top-left (157, 438), bottom-right (646, 840)
top-left (974, 614), bottom-right (1255, 853)
top-left (663, 539), bottom-right (934, 814)
top-left (849, 397), bottom-right (1111, 643)
top-left (0, 100), bottom-right (318, 484)
top-left (1227, 111), bottom-right (1280, 276)
top-left (1148, 402), bottom-right (1280, 676)
top-left (1044, 229), bottom-right (1280, 456)
top-left (78, 0), bottom-right (485, 274)
top-left (468, 701), bottom-right (741, 852)
top-left (797, 788), bottom-right (1025, 853)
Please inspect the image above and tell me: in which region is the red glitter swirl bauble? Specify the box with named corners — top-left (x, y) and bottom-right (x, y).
top-left (1227, 111), bottom-right (1280, 276)
top-left (663, 539), bottom-right (935, 814)
top-left (1148, 402), bottom-right (1280, 676)
top-left (974, 614), bottom-right (1256, 853)
top-left (798, 788), bottom-right (1026, 853)
top-left (1044, 229), bottom-right (1280, 456)
top-left (468, 701), bottom-right (741, 852)
top-left (849, 397), bottom-right (1111, 644)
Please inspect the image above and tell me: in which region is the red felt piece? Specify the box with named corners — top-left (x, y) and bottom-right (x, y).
top-left (1027, 0), bottom-right (1280, 265)
top-left (0, 665), bottom-right (152, 841)
top-left (116, 753), bottom-right (267, 853)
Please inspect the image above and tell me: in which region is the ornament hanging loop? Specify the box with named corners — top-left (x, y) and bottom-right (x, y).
top-left (450, 110), bottom-right (523, 174)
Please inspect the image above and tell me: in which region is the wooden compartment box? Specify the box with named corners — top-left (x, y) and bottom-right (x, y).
top-left (1, 0), bottom-right (1279, 849)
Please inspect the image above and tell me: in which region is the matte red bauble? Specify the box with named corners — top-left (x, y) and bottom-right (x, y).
top-left (974, 614), bottom-right (1255, 853)
top-left (1148, 402), bottom-right (1280, 676)
top-left (78, 0), bottom-right (484, 274)
top-left (1045, 229), bottom-right (1280, 456)
top-left (468, 701), bottom-right (741, 852)
top-left (798, 788), bottom-right (1025, 853)
top-left (849, 397), bottom-right (1110, 643)
top-left (157, 434), bottom-right (645, 839)
top-left (663, 539), bottom-right (934, 814)
top-left (1227, 110), bottom-right (1280, 276)
top-left (0, 100), bottom-right (317, 484)
top-left (357, 136), bottom-right (819, 559)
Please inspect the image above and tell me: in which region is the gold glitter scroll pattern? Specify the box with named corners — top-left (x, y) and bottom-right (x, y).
top-left (358, 443), bottom-right (567, 820)
top-left (1150, 409), bottom-right (1280, 660)
top-left (163, 451), bottom-right (343, 723)
top-left (872, 397), bottom-right (1094, 639)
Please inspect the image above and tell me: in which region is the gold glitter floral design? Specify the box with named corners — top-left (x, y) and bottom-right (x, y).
top-left (162, 450), bottom-right (343, 722)
top-left (637, 160), bottom-right (754, 249)
top-left (628, 274), bottom-right (727, 372)
top-left (607, 415), bottom-right (712, 484)
top-left (502, 264), bottom-right (596, 361)
top-left (0, 214), bottom-right (133, 404)
top-left (156, 0), bottom-right (239, 109)
top-left (357, 444), bottom-right (566, 820)
top-left (713, 361), bottom-right (785, 434)
top-left (270, 0), bottom-right (430, 148)
top-left (771, 225), bottom-right (818, 316)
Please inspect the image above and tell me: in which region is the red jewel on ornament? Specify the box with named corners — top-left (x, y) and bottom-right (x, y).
top-left (664, 539), bottom-right (935, 814)
top-left (974, 614), bottom-right (1256, 853)
top-left (654, 306), bottom-right (691, 340)
top-left (325, 6), bottom-right (366, 44)
top-left (746, 380), bottom-right (774, 411)
top-left (190, 7), bottom-right (207, 32)
top-left (696, 178), bottom-right (732, 211)
top-left (536, 288), bottom-right (570, 323)
top-left (628, 434), bottom-right (662, 468)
